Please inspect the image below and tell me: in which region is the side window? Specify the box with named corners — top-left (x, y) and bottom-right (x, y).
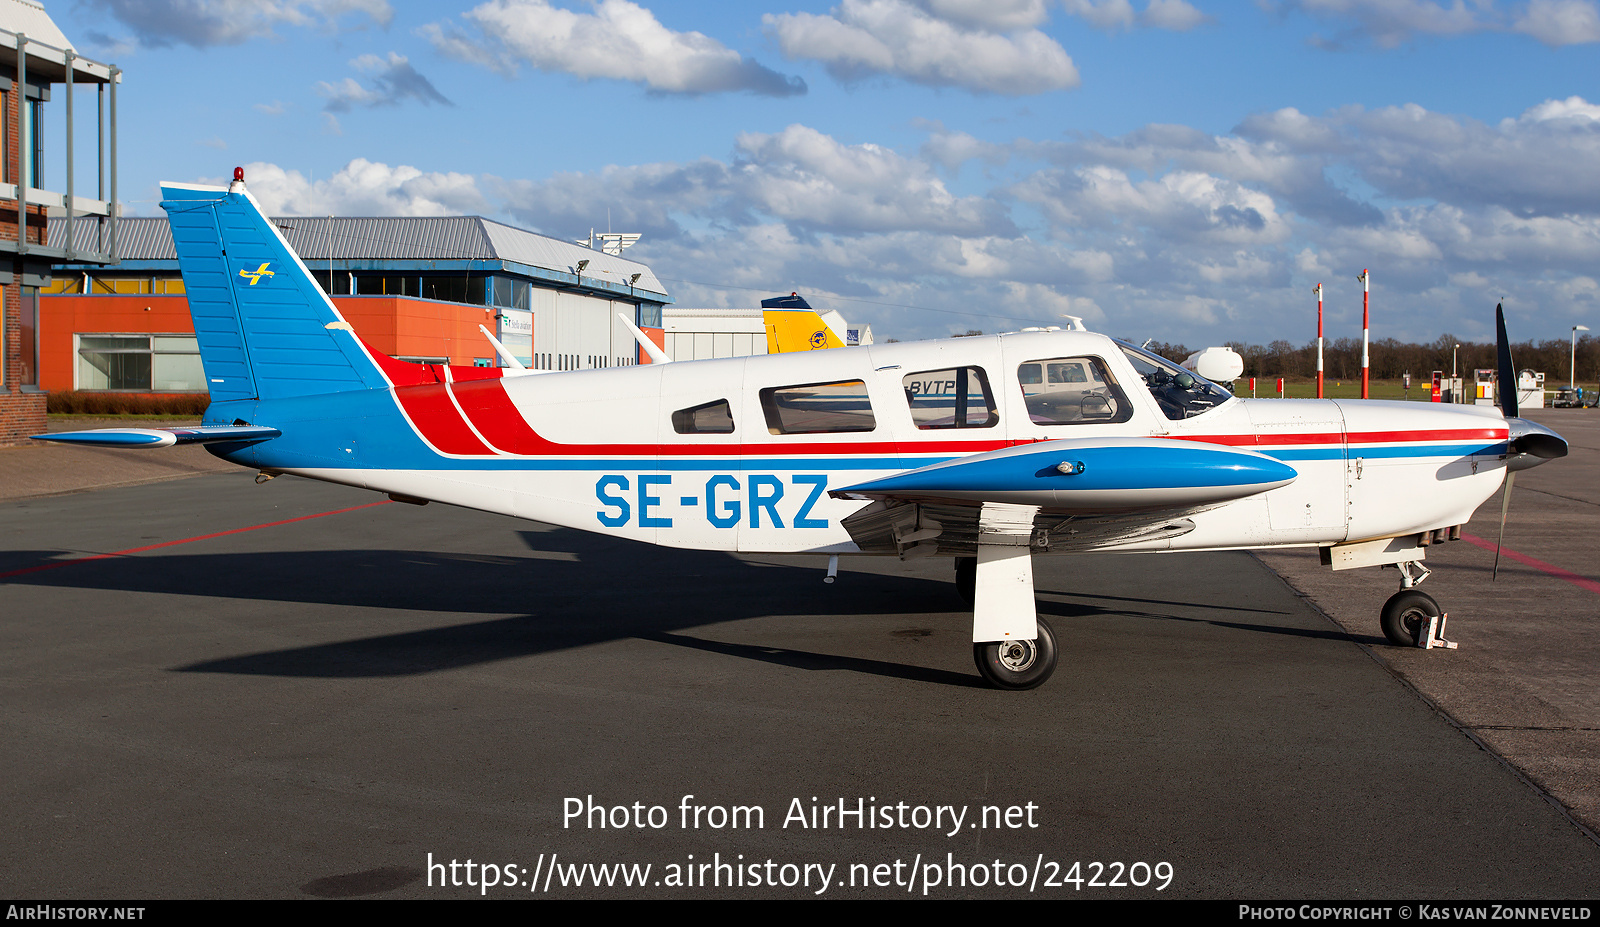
top-left (672, 399), bottom-right (735, 434)
top-left (902, 366), bottom-right (998, 429)
top-left (761, 380), bottom-right (876, 434)
top-left (1017, 356), bottom-right (1132, 425)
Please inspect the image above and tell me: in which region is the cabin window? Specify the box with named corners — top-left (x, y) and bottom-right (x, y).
top-left (672, 399), bottom-right (735, 434)
top-left (1115, 342), bottom-right (1233, 420)
top-left (1016, 356), bottom-right (1132, 425)
top-left (903, 367), bottom-right (997, 429)
top-left (761, 380), bottom-right (876, 434)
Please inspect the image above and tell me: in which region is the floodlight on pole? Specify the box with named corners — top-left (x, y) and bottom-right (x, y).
top-left (1574, 325), bottom-right (1590, 390)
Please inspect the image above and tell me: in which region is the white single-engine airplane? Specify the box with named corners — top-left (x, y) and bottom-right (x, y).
top-left (37, 173), bottom-right (1569, 689)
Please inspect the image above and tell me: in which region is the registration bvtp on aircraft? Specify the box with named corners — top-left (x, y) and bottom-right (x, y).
top-left (38, 172), bottom-right (1569, 690)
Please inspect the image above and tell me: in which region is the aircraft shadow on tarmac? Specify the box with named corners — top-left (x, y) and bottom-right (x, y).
top-left (5, 527), bottom-right (1333, 681)
top-left (1037, 588), bottom-right (1350, 644)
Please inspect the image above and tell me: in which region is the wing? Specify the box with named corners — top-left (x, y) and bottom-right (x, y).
top-left (831, 437), bottom-right (1296, 555)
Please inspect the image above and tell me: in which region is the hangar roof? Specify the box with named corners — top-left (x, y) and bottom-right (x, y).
top-left (50, 214), bottom-right (670, 304)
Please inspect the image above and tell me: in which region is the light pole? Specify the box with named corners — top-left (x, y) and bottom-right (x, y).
top-left (1574, 325), bottom-right (1590, 389)
top-left (1314, 283), bottom-right (1324, 399)
top-left (1357, 269), bottom-right (1370, 399)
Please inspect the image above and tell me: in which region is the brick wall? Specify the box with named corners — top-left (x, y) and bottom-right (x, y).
top-left (0, 78), bottom-right (49, 445)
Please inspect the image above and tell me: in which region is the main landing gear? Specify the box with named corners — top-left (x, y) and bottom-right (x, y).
top-left (959, 504), bottom-right (1060, 690)
top-left (974, 618), bottom-right (1058, 690)
top-left (1380, 561), bottom-right (1457, 650)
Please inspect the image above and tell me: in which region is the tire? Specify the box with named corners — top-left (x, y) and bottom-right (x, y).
top-left (954, 556), bottom-right (976, 606)
top-left (1381, 590), bottom-right (1439, 647)
top-left (973, 617), bottom-right (1057, 690)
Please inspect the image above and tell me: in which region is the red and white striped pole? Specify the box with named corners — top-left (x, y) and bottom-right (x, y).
top-left (1314, 282), bottom-right (1324, 399)
top-left (1357, 269), bottom-right (1370, 399)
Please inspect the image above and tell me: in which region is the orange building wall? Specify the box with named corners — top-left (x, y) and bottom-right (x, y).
top-left (39, 294), bottom-right (194, 392)
top-left (39, 294), bottom-right (508, 392)
top-left (337, 295), bottom-right (501, 365)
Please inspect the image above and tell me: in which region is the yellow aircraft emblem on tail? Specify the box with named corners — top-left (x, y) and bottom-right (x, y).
top-left (239, 262), bottom-right (275, 285)
top-left (765, 309), bottom-right (847, 353)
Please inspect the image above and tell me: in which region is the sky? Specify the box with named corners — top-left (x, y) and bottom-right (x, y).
top-left (38, 0), bottom-right (1600, 347)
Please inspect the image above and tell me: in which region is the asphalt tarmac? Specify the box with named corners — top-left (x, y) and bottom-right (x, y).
top-left (2, 414), bottom-right (1599, 899)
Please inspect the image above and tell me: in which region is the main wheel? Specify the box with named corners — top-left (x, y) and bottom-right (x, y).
top-left (954, 557), bottom-right (976, 606)
top-left (1381, 590), bottom-right (1439, 647)
top-left (973, 617), bottom-right (1057, 690)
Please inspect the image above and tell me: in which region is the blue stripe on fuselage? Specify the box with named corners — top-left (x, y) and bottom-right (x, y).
top-left (207, 391), bottom-right (1507, 475)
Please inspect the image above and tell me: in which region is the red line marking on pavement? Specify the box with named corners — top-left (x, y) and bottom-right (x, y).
top-left (1459, 532), bottom-right (1600, 596)
top-left (0, 501), bottom-right (391, 580)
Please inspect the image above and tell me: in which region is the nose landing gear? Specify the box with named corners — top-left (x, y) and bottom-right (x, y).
top-left (1381, 561), bottom-right (1457, 650)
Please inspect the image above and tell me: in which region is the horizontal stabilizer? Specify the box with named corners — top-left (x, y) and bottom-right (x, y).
top-left (832, 437), bottom-right (1297, 512)
top-left (32, 425), bottom-right (282, 449)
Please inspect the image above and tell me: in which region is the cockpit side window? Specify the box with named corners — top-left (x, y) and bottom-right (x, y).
top-left (1016, 356), bottom-right (1132, 425)
top-left (672, 399), bottom-right (735, 434)
top-left (761, 380), bottom-right (877, 434)
top-left (903, 366), bottom-right (998, 429)
top-left (1116, 342), bottom-right (1233, 421)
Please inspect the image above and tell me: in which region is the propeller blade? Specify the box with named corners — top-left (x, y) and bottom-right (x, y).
top-left (1493, 471), bottom-right (1514, 580)
top-left (1496, 302), bottom-right (1518, 419)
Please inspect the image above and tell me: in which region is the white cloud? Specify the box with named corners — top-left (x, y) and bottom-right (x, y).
top-left (1517, 95), bottom-right (1600, 122)
top-left (731, 125), bottom-right (1012, 234)
top-left (80, 0), bottom-right (393, 48)
top-left (910, 0), bottom-right (1050, 30)
top-left (1061, 0), bottom-right (1208, 31)
top-left (317, 53), bottom-right (452, 112)
top-left (1512, 0), bottom-right (1600, 45)
top-left (1017, 165), bottom-right (1293, 246)
top-left (490, 124), bottom-right (1012, 238)
top-left (1061, 0), bottom-right (1136, 29)
top-left (425, 0), bottom-right (805, 96)
top-left (1141, 0), bottom-right (1209, 30)
top-left (1282, 0), bottom-right (1490, 47)
top-left (764, 0), bottom-right (1080, 94)
top-left (226, 159), bottom-right (490, 216)
top-left (214, 90), bottom-right (1600, 347)
top-left (918, 121), bottom-right (1012, 173)
top-left (1333, 98), bottom-right (1600, 217)
top-left (1276, 0), bottom-right (1600, 48)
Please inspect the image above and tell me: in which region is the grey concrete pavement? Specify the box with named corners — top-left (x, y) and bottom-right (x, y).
top-left (2, 411), bottom-right (1598, 898)
top-left (1258, 407), bottom-right (1600, 839)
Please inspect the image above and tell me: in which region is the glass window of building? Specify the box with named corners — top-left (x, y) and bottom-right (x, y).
top-left (76, 334), bottom-right (204, 391)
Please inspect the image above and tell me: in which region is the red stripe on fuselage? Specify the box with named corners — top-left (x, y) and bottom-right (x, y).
top-left (394, 382), bottom-right (497, 456)
top-left (447, 375), bottom-right (1026, 458)
top-left (1180, 427), bottom-right (1506, 448)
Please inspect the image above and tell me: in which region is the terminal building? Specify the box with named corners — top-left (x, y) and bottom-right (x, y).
top-left (39, 213), bottom-right (671, 396)
top-left (0, 0), bottom-right (120, 441)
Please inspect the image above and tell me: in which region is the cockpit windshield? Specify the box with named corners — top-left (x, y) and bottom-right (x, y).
top-left (1115, 341), bottom-right (1234, 420)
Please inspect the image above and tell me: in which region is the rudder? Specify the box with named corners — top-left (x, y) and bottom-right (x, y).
top-left (161, 178), bottom-right (386, 402)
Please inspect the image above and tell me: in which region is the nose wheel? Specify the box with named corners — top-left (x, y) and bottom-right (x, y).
top-left (1380, 563), bottom-right (1457, 650)
top-left (1380, 590), bottom-right (1439, 646)
top-left (974, 617), bottom-right (1058, 690)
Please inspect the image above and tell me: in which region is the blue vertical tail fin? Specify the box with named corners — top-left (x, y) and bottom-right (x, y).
top-left (161, 177), bottom-right (386, 403)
